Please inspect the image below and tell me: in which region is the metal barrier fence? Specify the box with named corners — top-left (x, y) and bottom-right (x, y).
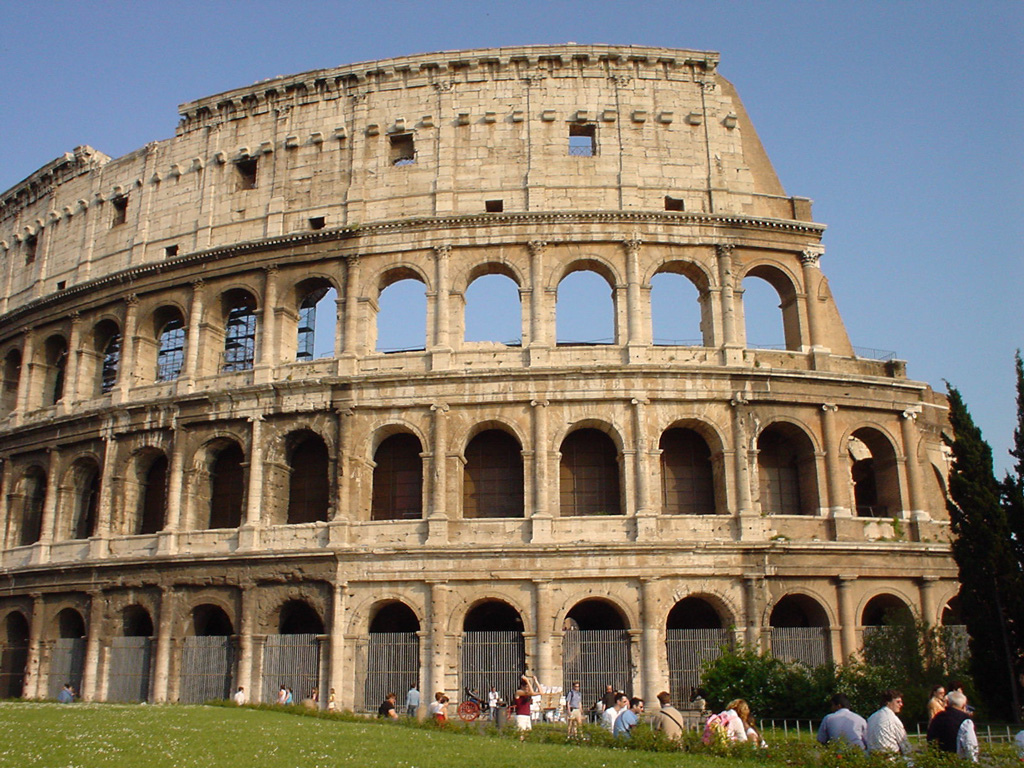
top-left (770, 627), bottom-right (831, 668)
top-left (460, 631), bottom-right (525, 705)
top-left (261, 634), bottom-right (320, 705)
top-left (179, 636), bottom-right (235, 703)
top-left (0, 643), bottom-right (28, 698)
top-left (562, 629), bottom-right (633, 707)
top-left (47, 638), bottom-right (86, 699)
top-left (665, 628), bottom-right (732, 699)
top-left (363, 632), bottom-right (419, 712)
top-left (107, 637), bottom-right (153, 702)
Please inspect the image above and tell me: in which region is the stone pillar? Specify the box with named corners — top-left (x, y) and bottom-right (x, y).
top-left (236, 583), bottom-right (256, 701)
top-left (161, 429), bottom-right (185, 553)
top-left (742, 576), bottom-right (762, 649)
top-left (22, 594), bottom-right (45, 698)
top-left (527, 241), bottom-right (550, 361)
top-left (182, 280), bottom-right (204, 384)
top-left (624, 239), bottom-right (646, 349)
top-left (820, 404), bottom-right (849, 517)
top-left (242, 415), bottom-right (265, 537)
top-left (918, 575), bottom-right (939, 627)
top-left (15, 328), bottom-right (36, 415)
top-left (36, 448), bottom-right (60, 558)
top-left (151, 586), bottom-right (176, 702)
top-left (730, 396), bottom-right (753, 516)
top-left (327, 579), bottom-right (348, 710)
top-left (258, 266), bottom-right (279, 369)
top-left (716, 245), bottom-right (739, 350)
top-left (64, 313), bottom-right (82, 405)
top-left (81, 590), bottom-right (104, 701)
top-left (432, 245), bottom-right (452, 352)
top-left (835, 576), bottom-right (858, 661)
top-left (427, 582), bottom-right (449, 699)
top-left (533, 580), bottom-right (554, 688)
top-left (901, 407), bottom-right (926, 519)
top-left (639, 578), bottom-right (663, 700)
top-left (116, 295), bottom-right (139, 398)
top-left (0, 458), bottom-right (12, 549)
top-left (632, 397), bottom-right (656, 539)
top-left (426, 404), bottom-right (449, 543)
top-left (530, 398), bottom-right (552, 542)
top-left (89, 425), bottom-right (118, 557)
top-left (800, 247), bottom-right (826, 350)
top-left (342, 256), bottom-right (361, 357)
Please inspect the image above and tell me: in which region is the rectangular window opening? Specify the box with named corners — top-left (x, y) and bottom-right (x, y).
top-left (568, 123), bottom-right (596, 157)
top-left (24, 234), bottom-right (37, 264)
top-left (56, 280), bottom-right (66, 290)
top-left (111, 195), bottom-right (128, 226)
top-left (309, 216), bottom-right (326, 230)
top-left (485, 199), bottom-right (504, 213)
top-left (389, 133), bottom-right (415, 166)
top-left (164, 244), bottom-right (179, 258)
top-left (235, 158), bottom-right (258, 190)
top-left (664, 196), bottom-right (685, 212)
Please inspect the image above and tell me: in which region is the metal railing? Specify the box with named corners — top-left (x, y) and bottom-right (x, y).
top-left (179, 636), bottom-right (235, 703)
top-left (364, 632), bottom-right (419, 712)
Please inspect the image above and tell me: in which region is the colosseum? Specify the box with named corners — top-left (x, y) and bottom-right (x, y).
top-left (0, 44), bottom-right (958, 712)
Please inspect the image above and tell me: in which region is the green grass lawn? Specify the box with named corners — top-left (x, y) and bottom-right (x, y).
top-left (0, 703), bottom-right (733, 768)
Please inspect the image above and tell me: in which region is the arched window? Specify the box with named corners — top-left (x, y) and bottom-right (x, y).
top-left (44, 335), bottom-right (68, 406)
top-left (556, 269), bottom-right (615, 345)
top-left (376, 277), bottom-right (427, 353)
top-left (0, 612), bottom-right (29, 698)
top-left (208, 443), bottom-right (245, 529)
top-left (221, 291), bottom-right (257, 372)
top-left (665, 597), bottom-right (730, 701)
top-left (100, 334), bottom-right (121, 393)
top-left (296, 285), bottom-right (337, 361)
top-left (741, 266), bottom-right (801, 351)
top-left (19, 467), bottom-right (47, 546)
top-left (192, 604), bottom-right (234, 636)
top-left (769, 595), bottom-right (831, 667)
top-left (156, 316), bottom-right (185, 381)
top-left (464, 272), bottom-right (521, 345)
top-left (651, 269), bottom-right (705, 346)
top-left (463, 430), bottom-right (524, 518)
top-left (757, 424), bottom-right (819, 515)
top-left (122, 605), bottom-right (154, 637)
top-left (287, 433), bottom-right (330, 524)
top-left (563, 600), bottom-right (631, 702)
top-left (660, 428), bottom-right (715, 514)
top-left (1, 350), bottom-right (21, 415)
top-left (371, 433), bottom-right (423, 520)
top-left (559, 429), bottom-right (621, 516)
top-left (138, 454), bottom-right (168, 535)
top-left (279, 601), bottom-right (324, 635)
top-left (848, 428), bottom-right (902, 518)
top-left (70, 460), bottom-right (100, 540)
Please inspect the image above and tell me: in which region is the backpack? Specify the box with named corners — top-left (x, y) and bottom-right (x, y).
top-left (702, 711), bottom-right (732, 745)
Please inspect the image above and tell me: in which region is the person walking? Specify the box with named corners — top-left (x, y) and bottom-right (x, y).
top-left (866, 689), bottom-right (911, 757)
top-left (817, 693), bottom-right (867, 750)
top-left (565, 681), bottom-right (583, 738)
top-left (927, 684), bottom-right (946, 721)
top-left (405, 683), bottom-right (420, 718)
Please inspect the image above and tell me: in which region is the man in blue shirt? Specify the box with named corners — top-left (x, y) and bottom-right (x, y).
top-left (817, 693), bottom-right (867, 750)
top-left (614, 697), bottom-right (645, 738)
top-left (57, 683), bottom-right (75, 703)
top-left (405, 683), bottom-right (421, 717)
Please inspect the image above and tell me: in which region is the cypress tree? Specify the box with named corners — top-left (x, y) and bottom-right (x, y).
top-left (945, 384), bottom-right (1023, 719)
top-left (1002, 351), bottom-right (1024, 566)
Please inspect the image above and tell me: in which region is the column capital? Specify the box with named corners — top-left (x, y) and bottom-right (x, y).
top-left (835, 574), bottom-right (858, 586)
top-left (631, 397), bottom-right (649, 407)
top-left (263, 263), bottom-right (279, 275)
top-left (530, 398), bottom-right (549, 408)
top-left (430, 402), bottom-right (450, 414)
top-left (527, 240), bottom-right (547, 256)
top-left (433, 244), bottom-right (452, 259)
top-left (821, 403), bottom-right (838, 413)
top-left (901, 405), bottom-right (922, 420)
top-left (715, 243), bottom-right (735, 258)
top-left (124, 293), bottom-right (139, 307)
top-left (800, 245), bottom-right (824, 267)
top-left (623, 238), bottom-right (642, 256)
top-left (190, 278), bottom-right (205, 290)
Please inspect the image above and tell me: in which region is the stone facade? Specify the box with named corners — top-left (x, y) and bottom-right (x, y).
top-left (0, 45), bottom-right (956, 710)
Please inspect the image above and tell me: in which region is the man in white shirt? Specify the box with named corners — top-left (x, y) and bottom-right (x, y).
top-left (866, 689), bottom-right (911, 757)
top-left (601, 692), bottom-right (628, 733)
top-left (233, 686), bottom-right (246, 705)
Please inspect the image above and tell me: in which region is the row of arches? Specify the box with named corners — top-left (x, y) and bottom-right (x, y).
top-left (3, 419), bottom-right (917, 548)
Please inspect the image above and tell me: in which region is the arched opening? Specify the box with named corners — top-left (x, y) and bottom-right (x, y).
top-left (155, 308), bottom-right (186, 382)
top-left (371, 433), bottom-right (423, 521)
top-left (376, 277), bottom-right (427, 353)
top-left (464, 272), bottom-right (521, 345)
top-left (562, 599), bottom-right (632, 704)
top-left (665, 597), bottom-right (731, 705)
top-left (365, 602), bottom-right (420, 714)
top-left (180, 604), bottom-right (236, 703)
top-left (741, 267), bottom-right (801, 351)
top-left (18, 467), bottom-right (47, 546)
top-left (660, 428), bottom-right (715, 515)
top-left (108, 606), bottom-right (153, 703)
top-left (556, 268), bottom-right (615, 345)
top-left (461, 600), bottom-right (525, 706)
top-left (68, 459), bottom-right (100, 540)
top-left (208, 443), bottom-right (245, 529)
top-left (559, 428), bottom-right (621, 516)
top-left (138, 454), bottom-right (168, 535)
top-left (296, 281), bottom-right (337, 361)
top-left (463, 430), bottom-right (524, 519)
top-left (848, 428), bottom-right (902, 518)
top-left (286, 433), bottom-right (330, 524)
top-left (0, 612), bottom-right (30, 698)
top-left (769, 594), bottom-right (831, 667)
top-left (93, 319), bottom-right (122, 395)
top-left (1, 349), bottom-right (21, 415)
top-left (48, 608), bottom-right (86, 700)
top-left (650, 269), bottom-right (705, 346)
top-left (221, 289), bottom-right (258, 373)
top-left (862, 594), bottom-right (913, 628)
top-left (263, 600), bottom-right (323, 705)
top-left (757, 423), bottom-right (819, 516)
top-left (861, 594), bottom-right (917, 671)
top-left (43, 335), bottom-right (68, 406)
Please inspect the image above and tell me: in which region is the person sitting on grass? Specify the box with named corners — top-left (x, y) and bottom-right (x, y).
top-left (378, 692), bottom-right (399, 720)
top-left (613, 697), bottom-right (644, 739)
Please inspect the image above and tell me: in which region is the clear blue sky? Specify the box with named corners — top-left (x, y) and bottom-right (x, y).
top-left (1, 1), bottom-right (1021, 473)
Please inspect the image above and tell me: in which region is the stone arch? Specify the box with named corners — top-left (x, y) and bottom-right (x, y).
top-left (59, 455), bottom-right (101, 541)
top-left (373, 265), bottom-right (429, 353)
top-left (740, 261), bottom-right (803, 351)
top-left (41, 334), bottom-right (68, 406)
top-left (190, 603), bottom-right (235, 636)
top-left (290, 275), bottom-right (340, 362)
top-left (84, 318), bottom-right (122, 397)
top-left (371, 429), bottom-right (424, 521)
top-left (277, 599), bottom-right (325, 635)
top-left (559, 425), bottom-right (623, 516)
top-left (666, 595), bottom-right (730, 629)
top-left (13, 465), bottom-right (48, 546)
top-left (121, 605), bottom-right (154, 637)
top-left (1, 347), bottom-right (22, 415)
top-left (564, 597), bottom-right (632, 631)
top-left (665, 594), bottom-right (734, 702)
top-left (659, 426), bottom-right (717, 515)
top-left (555, 258), bottom-right (620, 346)
top-left (218, 287), bottom-right (259, 373)
top-left (147, 304), bottom-right (187, 383)
top-left (189, 436), bottom-right (246, 530)
top-left (462, 267), bottom-right (523, 345)
top-left (462, 427), bottom-right (524, 519)
top-left (767, 590), bottom-right (835, 629)
top-left (459, 598), bottom-right (527, 699)
top-left (562, 597), bottom-right (634, 700)
top-left (368, 600), bottom-right (421, 633)
top-left (461, 598), bottom-right (527, 632)
top-left (122, 447), bottom-right (169, 536)
top-left (756, 420), bottom-right (821, 516)
top-left (846, 425), bottom-right (903, 518)
top-left (55, 607), bottom-right (86, 638)
top-left (0, 610), bottom-right (30, 698)
top-left (860, 592), bottom-right (915, 627)
top-left (768, 592), bottom-right (833, 666)
top-left (650, 259), bottom-right (715, 347)
top-left (282, 429), bottom-right (331, 525)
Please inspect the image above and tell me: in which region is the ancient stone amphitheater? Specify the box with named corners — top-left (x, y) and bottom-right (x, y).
top-left (0, 45), bottom-right (958, 712)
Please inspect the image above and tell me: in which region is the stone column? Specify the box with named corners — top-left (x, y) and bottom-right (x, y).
top-left (835, 576), bottom-right (858, 661)
top-left (632, 397), bottom-right (656, 539)
top-left (530, 398), bottom-right (551, 542)
top-left (36, 448), bottom-right (60, 558)
top-left (901, 407), bottom-right (926, 519)
top-left (81, 590), bottom-right (104, 701)
top-left (426, 404), bottom-right (449, 543)
top-left (742, 576), bottom-right (762, 648)
top-left (427, 582), bottom-right (449, 699)
top-left (624, 239), bottom-right (646, 349)
top-left (716, 245), bottom-right (738, 350)
top-left (23, 594), bottom-right (45, 698)
top-left (182, 280), bottom-right (204, 385)
top-left (820, 404), bottom-right (849, 517)
top-left (328, 578), bottom-right (348, 711)
top-left (639, 578), bottom-right (663, 700)
top-left (918, 575), bottom-right (939, 628)
top-left (431, 245), bottom-right (452, 352)
top-left (151, 586), bottom-right (176, 702)
top-left (89, 424), bottom-right (118, 557)
top-left (258, 266), bottom-right (279, 369)
top-left (116, 295), bottom-right (139, 399)
top-left (527, 241), bottom-right (550, 362)
top-left (64, 313), bottom-right (83, 405)
top-left (240, 415), bottom-right (264, 549)
top-left (161, 427), bottom-right (185, 553)
top-left (236, 583), bottom-right (256, 701)
top-left (0, 458), bottom-right (12, 548)
top-left (800, 247), bottom-right (826, 350)
top-left (533, 580), bottom-right (554, 688)
top-left (15, 327), bottom-right (36, 415)
top-left (342, 256), bottom-right (361, 357)
top-left (730, 396), bottom-right (753, 516)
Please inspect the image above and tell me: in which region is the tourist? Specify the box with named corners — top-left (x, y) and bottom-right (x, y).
top-left (276, 685), bottom-right (288, 705)
top-left (284, 687), bottom-right (294, 705)
top-left (487, 686), bottom-right (501, 719)
top-left (613, 697), bottom-right (644, 739)
top-left (651, 691), bottom-right (684, 741)
top-left (866, 689), bottom-right (911, 757)
top-left (728, 699), bottom-right (765, 745)
top-left (378, 692), bottom-right (399, 720)
top-left (327, 687), bottom-right (337, 711)
top-left (232, 686), bottom-right (246, 706)
top-left (427, 691), bottom-right (447, 721)
top-left (565, 681), bottom-right (583, 738)
top-left (817, 693), bottom-right (866, 750)
top-left (512, 675), bottom-right (536, 737)
top-left (927, 690), bottom-right (977, 762)
top-left (927, 684), bottom-right (946, 721)
top-left (600, 683), bottom-right (618, 711)
top-left (601, 692), bottom-right (628, 733)
top-left (57, 683), bottom-right (75, 704)
top-left (405, 683), bottom-right (420, 718)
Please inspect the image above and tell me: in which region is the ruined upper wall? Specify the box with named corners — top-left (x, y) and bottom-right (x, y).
top-left (0, 45), bottom-right (811, 315)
